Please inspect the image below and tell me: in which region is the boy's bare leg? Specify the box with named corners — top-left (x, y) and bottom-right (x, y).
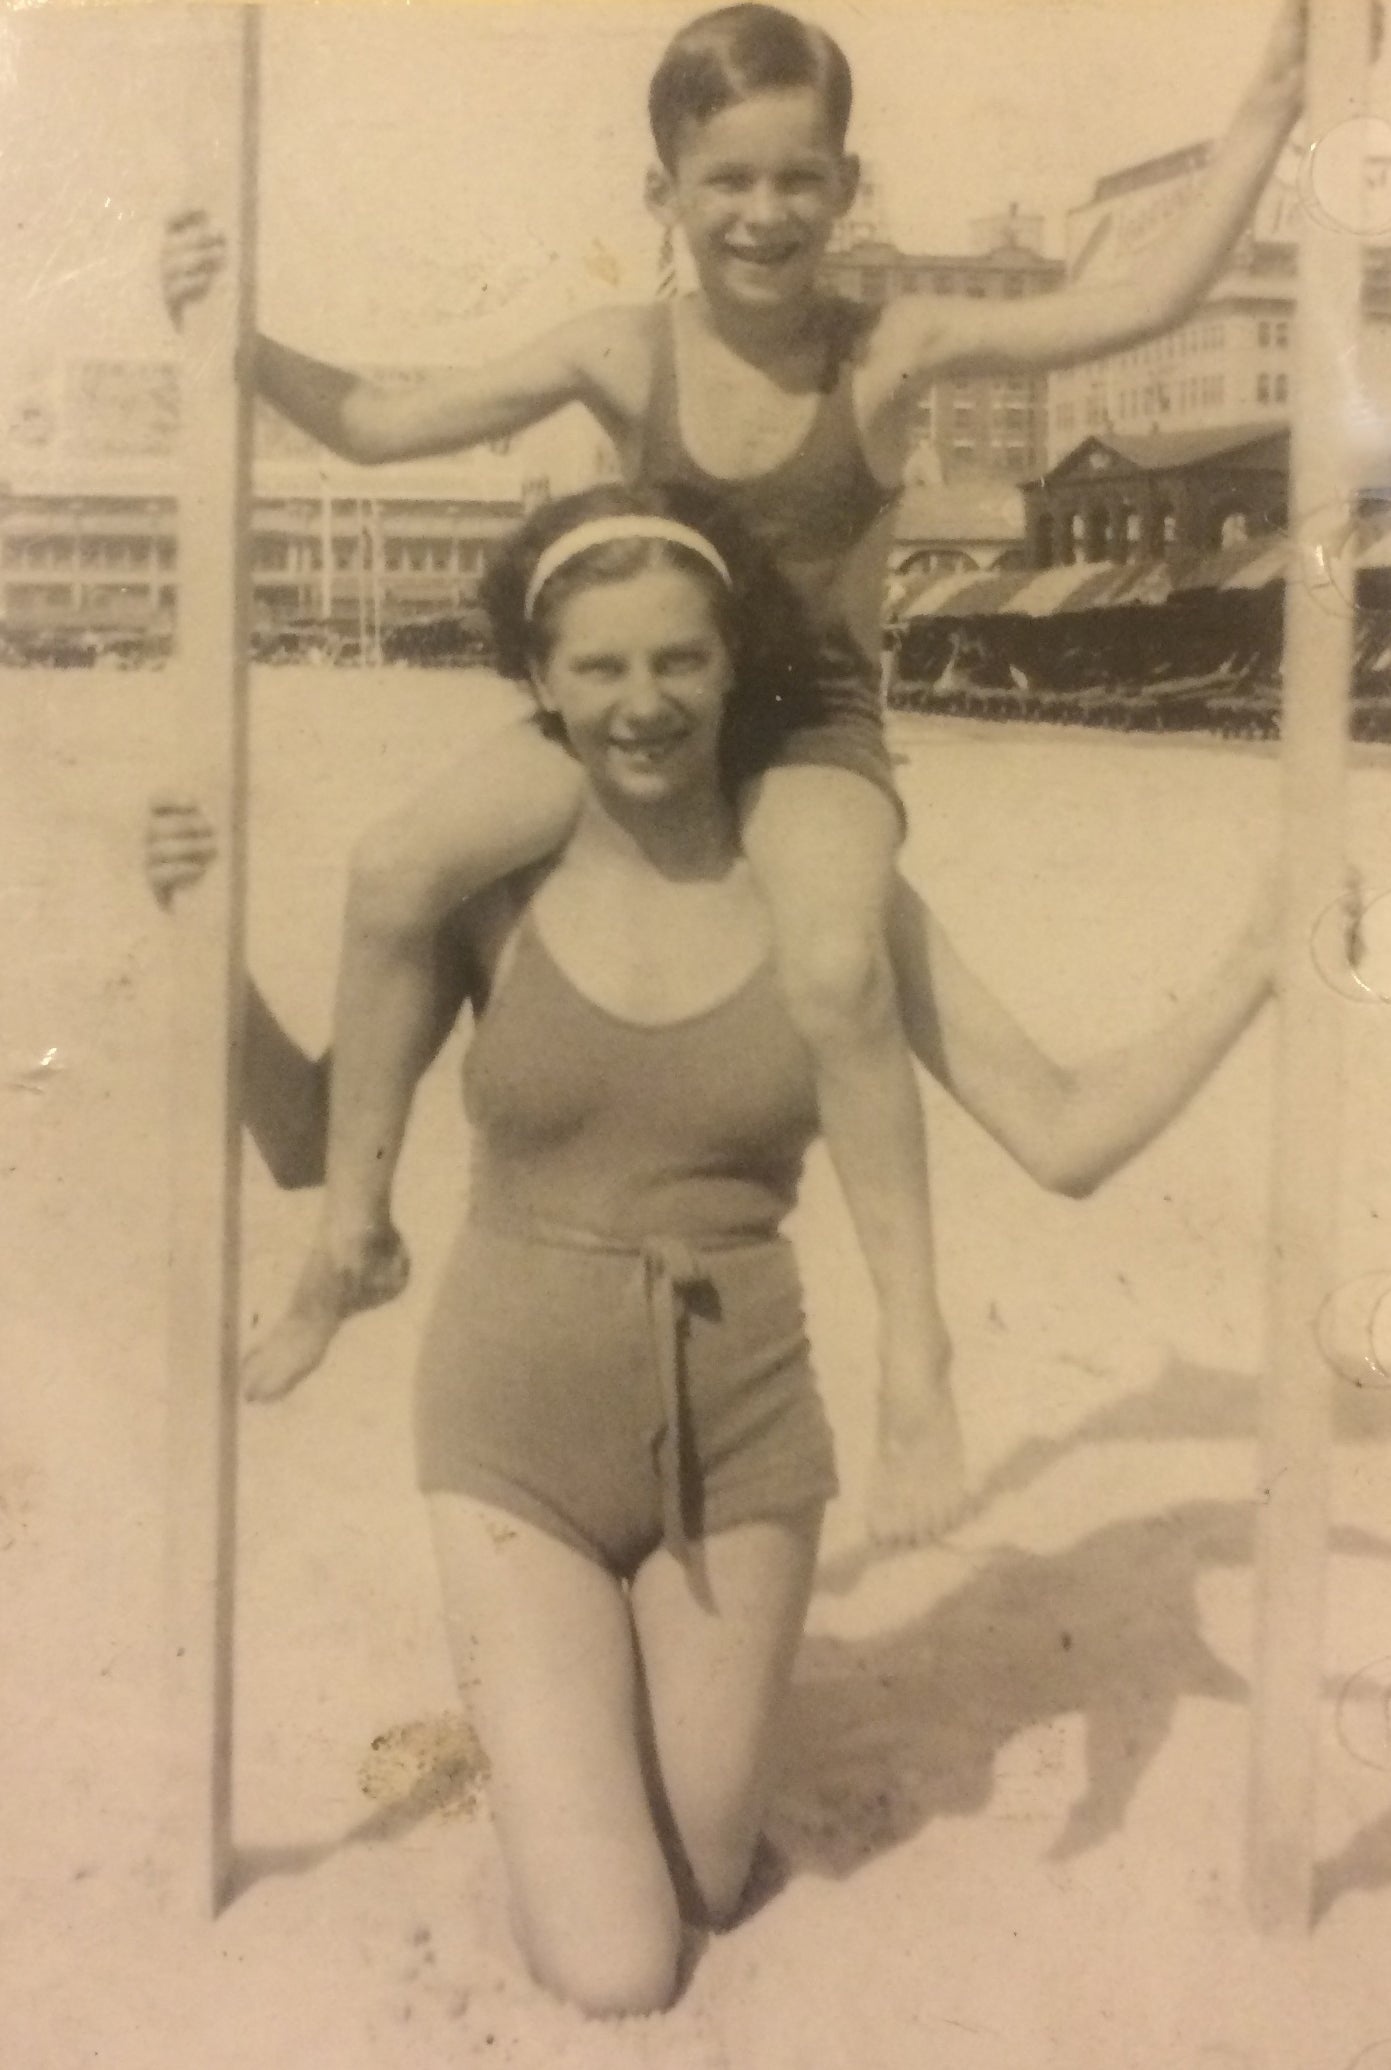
top-left (243, 718), bottom-right (582, 1402)
top-left (740, 764), bottom-right (965, 1543)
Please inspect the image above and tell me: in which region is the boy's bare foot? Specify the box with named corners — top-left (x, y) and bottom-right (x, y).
top-left (243, 1226), bottom-right (409, 1401)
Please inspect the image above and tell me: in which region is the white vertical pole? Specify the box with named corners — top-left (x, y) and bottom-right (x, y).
top-left (1247, 0), bottom-right (1367, 1935)
top-left (356, 495), bottom-right (369, 661)
top-left (368, 494), bottom-right (384, 664)
top-left (165, 5), bottom-right (259, 1918)
top-left (320, 489), bottom-right (333, 625)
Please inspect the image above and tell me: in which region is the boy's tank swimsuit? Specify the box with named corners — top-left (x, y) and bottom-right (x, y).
top-left (414, 910), bottom-right (839, 1575)
top-left (637, 297), bottom-right (902, 808)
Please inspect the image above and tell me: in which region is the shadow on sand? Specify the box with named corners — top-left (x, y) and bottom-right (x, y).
top-left (229, 1715), bottom-right (488, 1902)
top-left (787, 1356), bottom-right (1391, 1899)
top-left (817, 1353), bottom-right (1391, 1597)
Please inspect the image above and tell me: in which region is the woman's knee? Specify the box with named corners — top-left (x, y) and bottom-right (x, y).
top-left (517, 1885), bottom-right (682, 2018)
top-left (344, 729), bottom-right (581, 935)
top-left (346, 811), bottom-right (453, 935)
top-left (683, 1822), bottom-right (761, 1930)
top-left (773, 915), bottom-right (896, 1045)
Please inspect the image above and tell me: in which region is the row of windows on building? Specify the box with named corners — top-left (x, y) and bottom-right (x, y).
top-left (830, 265), bottom-right (1039, 303)
top-left (942, 375), bottom-right (1036, 397)
top-left (248, 536), bottom-right (487, 575)
top-left (1107, 313), bottom-right (1290, 368)
top-left (1053, 366), bottom-right (1291, 436)
top-left (6, 581), bottom-right (178, 612)
top-left (3, 535), bottom-right (177, 571)
top-left (946, 442), bottom-right (1033, 468)
top-left (4, 531), bottom-right (491, 578)
top-left (1114, 376), bottom-right (1225, 418)
top-left (920, 397), bottom-right (1033, 430)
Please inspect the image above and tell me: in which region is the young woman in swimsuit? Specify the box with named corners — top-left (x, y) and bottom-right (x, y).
top-left (152, 483), bottom-right (1275, 2009)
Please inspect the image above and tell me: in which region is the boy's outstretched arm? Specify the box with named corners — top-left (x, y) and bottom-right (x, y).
top-left (161, 215), bottom-right (632, 462)
top-left (894, 0), bottom-right (1305, 379)
top-left (249, 314), bottom-right (613, 465)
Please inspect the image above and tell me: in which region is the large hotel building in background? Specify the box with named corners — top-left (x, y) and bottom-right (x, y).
top-left (0, 360), bottom-right (614, 656)
top-left (1045, 141), bottom-right (1391, 464)
top-left (1023, 142), bottom-right (1391, 570)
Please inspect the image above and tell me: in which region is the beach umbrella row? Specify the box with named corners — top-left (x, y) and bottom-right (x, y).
top-left (900, 506), bottom-right (1391, 621)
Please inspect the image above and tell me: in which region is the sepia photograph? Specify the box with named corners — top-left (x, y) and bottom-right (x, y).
top-left (6, 0), bottom-right (1391, 2062)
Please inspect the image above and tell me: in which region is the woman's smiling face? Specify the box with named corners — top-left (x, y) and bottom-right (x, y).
top-left (533, 562), bottom-right (735, 807)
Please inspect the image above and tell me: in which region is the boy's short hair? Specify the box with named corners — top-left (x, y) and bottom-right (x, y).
top-left (648, 5), bottom-right (853, 171)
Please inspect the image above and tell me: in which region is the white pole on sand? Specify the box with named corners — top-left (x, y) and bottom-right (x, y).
top-left (321, 491), bottom-right (334, 628)
top-left (1247, 0), bottom-right (1368, 1935)
top-left (165, 6), bottom-right (259, 1918)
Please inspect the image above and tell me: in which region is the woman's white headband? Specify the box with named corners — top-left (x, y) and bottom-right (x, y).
top-left (523, 517), bottom-right (732, 620)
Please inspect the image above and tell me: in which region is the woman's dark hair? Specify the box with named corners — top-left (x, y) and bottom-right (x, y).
top-left (481, 480), bottom-right (820, 791)
top-left (648, 5), bottom-right (852, 172)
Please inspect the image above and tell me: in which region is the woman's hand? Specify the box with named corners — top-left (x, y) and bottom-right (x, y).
top-left (867, 1330), bottom-right (967, 1547)
top-left (161, 209), bottom-right (227, 330)
top-left (145, 793), bottom-right (217, 906)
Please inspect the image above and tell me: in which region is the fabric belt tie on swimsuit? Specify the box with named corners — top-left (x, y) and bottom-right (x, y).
top-left (478, 1217), bottom-right (777, 1563)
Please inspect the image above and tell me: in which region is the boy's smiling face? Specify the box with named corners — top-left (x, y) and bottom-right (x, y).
top-left (648, 86), bottom-right (858, 312)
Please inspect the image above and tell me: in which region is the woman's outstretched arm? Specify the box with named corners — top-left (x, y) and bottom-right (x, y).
top-left (147, 795), bottom-right (327, 1187)
top-left (889, 876), bottom-right (1274, 1197)
top-left (238, 990), bottom-right (331, 1192)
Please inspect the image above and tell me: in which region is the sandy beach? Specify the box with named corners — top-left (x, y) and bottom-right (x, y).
top-left (7, 666), bottom-right (1391, 2069)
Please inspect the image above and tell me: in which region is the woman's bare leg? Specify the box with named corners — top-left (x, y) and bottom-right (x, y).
top-left (243, 718), bottom-right (582, 1402)
top-left (428, 1495), bottom-right (682, 2018)
top-left (628, 1507), bottom-right (822, 1925)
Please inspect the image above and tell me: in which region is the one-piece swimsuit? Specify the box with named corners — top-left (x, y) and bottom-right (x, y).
top-left (414, 909), bottom-right (838, 1574)
top-left (636, 297), bottom-right (903, 805)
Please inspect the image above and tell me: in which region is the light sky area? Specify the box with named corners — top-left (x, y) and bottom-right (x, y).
top-left (0, 0), bottom-right (1368, 387)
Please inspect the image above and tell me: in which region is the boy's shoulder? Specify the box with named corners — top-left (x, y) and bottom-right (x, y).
top-left (562, 300), bottom-right (662, 365)
top-left (849, 290), bottom-right (978, 399)
top-left (851, 290), bottom-right (954, 365)
top-left (561, 301), bottom-right (664, 419)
